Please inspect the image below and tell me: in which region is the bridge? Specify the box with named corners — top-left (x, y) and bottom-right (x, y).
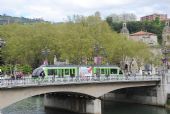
top-left (0, 75), bottom-right (162, 114)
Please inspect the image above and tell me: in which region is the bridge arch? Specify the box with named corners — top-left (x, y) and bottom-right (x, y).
top-left (0, 81), bottom-right (158, 109)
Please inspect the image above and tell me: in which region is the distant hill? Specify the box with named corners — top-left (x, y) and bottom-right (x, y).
top-left (0, 14), bottom-right (46, 24)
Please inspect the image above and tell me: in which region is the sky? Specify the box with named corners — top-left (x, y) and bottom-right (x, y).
top-left (0, 0), bottom-right (170, 22)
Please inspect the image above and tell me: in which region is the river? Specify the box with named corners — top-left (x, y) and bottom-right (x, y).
top-left (2, 96), bottom-right (170, 114)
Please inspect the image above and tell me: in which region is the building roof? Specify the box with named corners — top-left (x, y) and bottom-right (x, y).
top-left (130, 31), bottom-right (156, 36)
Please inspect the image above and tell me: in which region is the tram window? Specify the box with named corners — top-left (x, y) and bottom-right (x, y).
top-left (48, 69), bottom-right (54, 75)
top-left (69, 69), bottom-right (75, 76)
top-left (65, 69), bottom-right (69, 75)
top-left (73, 69), bottom-right (75, 74)
top-left (119, 70), bottom-right (123, 74)
top-left (110, 69), bottom-right (117, 74)
top-left (101, 69), bottom-right (105, 74)
top-left (70, 69), bottom-right (72, 76)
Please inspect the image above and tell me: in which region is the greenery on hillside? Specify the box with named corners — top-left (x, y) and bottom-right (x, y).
top-left (0, 14), bottom-right (45, 25)
top-left (0, 15), bottom-right (152, 69)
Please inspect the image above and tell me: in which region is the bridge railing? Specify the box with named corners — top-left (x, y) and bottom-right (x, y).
top-left (0, 75), bottom-right (161, 88)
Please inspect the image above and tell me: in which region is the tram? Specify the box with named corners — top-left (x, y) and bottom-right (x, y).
top-left (32, 65), bottom-right (123, 78)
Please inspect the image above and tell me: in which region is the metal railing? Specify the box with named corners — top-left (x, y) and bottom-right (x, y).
top-left (0, 75), bottom-right (161, 88)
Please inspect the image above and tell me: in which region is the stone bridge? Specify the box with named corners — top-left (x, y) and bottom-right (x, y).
top-left (0, 76), bottom-right (161, 114)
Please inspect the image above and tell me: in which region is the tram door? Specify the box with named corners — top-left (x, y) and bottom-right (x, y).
top-left (58, 69), bottom-right (64, 78)
top-left (106, 68), bottom-right (110, 76)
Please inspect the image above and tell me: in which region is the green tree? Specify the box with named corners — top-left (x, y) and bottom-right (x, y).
top-left (0, 14), bottom-right (152, 68)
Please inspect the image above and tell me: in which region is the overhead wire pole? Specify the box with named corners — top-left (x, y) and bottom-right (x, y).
top-left (162, 21), bottom-right (170, 74)
top-left (162, 46), bottom-right (168, 73)
top-left (41, 47), bottom-right (50, 65)
top-left (161, 20), bottom-right (170, 89)
top-left (159, 21), bottom-right (170, 106)
top-left (0, 37), bottom-right (5, 114)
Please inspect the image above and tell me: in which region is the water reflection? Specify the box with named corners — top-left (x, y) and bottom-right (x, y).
top-left (2, 96), bottom-right (45, 114)
top-left (103, 101), bottom-right (170, 114)
top-left (2, 96), bottom-right (170, 114)
top-left (45, 108), bottom-right (79, 114)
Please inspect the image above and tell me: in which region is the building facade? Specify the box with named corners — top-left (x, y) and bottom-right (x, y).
top-left (141, 13), bottom-right (167, 21)
top-left (130, 31), bottom-right (158, 46)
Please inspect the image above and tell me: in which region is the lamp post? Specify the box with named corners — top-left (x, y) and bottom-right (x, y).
top-left (0, 38), bottom-right (6, 65)
top-left (162, 21), bottom-right (170, 72)
top-left (93, 43), bottom-right (101, 65)
top-left (101, 48), bottom-right (108, 65)
top-left (41, 47), bottom-right (50, 65)
top-left (93, 43), bottom-right (108, 65)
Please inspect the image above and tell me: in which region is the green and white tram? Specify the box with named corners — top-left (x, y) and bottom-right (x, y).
top-left (32, 65), bottom-right (124, 78)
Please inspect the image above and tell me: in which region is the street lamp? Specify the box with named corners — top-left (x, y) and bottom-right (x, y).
top-left (41, 47), bottom-right (50, 65)
top-left (93, 43), bottom-right (101, 65)
top-left (0, 38), bottom-right (6, 65)
top-left (93, 42), bottom-right (108, 65)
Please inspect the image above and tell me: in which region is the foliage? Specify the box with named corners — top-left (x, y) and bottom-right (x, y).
top-left (0, 14), bottom-right (152, 68)
top-left (22, 64), bottom-right (32, 74)
top-left (0, 64), bottom-right (32, 75)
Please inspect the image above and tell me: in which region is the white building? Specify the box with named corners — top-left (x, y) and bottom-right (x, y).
top-left (130, 31), bottom-right (158, 46)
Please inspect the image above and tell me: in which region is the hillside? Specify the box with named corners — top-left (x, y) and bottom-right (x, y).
top-left (0, 14), bottom-right (46, 24)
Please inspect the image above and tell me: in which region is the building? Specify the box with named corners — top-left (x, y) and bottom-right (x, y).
top-left (130, 31), bottom-right (158, 46)
top-left (0, 19), bottom-right (9, 25)
top-left (141, 13), bottom-right (167, 21)
top-left (120, 22), bottom-right (129, 38)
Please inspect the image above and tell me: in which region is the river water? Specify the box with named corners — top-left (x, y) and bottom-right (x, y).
top-left (2, 96), bottom-right (170, 114)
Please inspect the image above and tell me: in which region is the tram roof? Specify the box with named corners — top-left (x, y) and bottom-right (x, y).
top-left (43, 64), bottom-right (119, 68)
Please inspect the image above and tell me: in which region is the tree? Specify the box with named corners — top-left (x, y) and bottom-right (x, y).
top-left (106, 13), bottom-right (137, 23)
top-left (0, 14), bottom-right (151, 68)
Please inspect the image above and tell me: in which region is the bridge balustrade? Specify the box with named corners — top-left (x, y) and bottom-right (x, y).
top-left (0, 75), bottom-right (161, 88)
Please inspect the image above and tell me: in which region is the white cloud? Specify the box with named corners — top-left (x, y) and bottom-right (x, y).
top-left (65, 0), bottom-right (135, 8)
top-left (0, 0), bottom-right (170, 22)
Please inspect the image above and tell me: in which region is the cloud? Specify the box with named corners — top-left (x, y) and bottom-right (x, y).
top-left (0, 0), bottom-right (169, 22)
